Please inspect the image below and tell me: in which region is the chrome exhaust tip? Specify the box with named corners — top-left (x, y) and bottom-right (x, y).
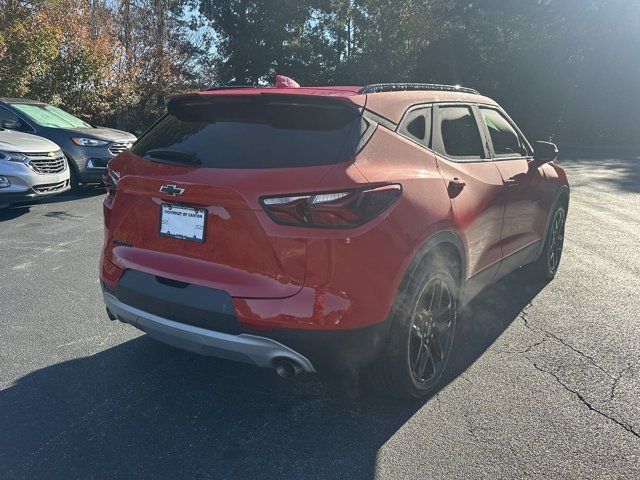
top-left (274, 359), bottom-right (304, 378)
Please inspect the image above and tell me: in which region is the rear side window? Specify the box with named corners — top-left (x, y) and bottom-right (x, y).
top-left (132, 96), bottom-right (367, 168)
top-left (438, 106), bottom-right (484, 158)
top-left (398, 107), bottom-right (432, 147)
top-left (480, 107), bottom-right (527, 157)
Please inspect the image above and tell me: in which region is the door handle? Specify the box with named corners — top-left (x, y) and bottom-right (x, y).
top-left (503, 178), bottom-right (518, 187)
top-left (449, 178), bottom-right (466, 188)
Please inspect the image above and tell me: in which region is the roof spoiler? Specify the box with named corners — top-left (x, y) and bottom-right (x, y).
top-left (193, 74), bottom-right (301, 93)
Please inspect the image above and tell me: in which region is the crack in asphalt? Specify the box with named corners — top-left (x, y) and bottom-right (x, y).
top-left (519, 305), bottom-right (614, 379)
top-left (458, 373), bottom-right (473, 385)
top-left (495, 337), bottom-right (548, 355)
top-left (515, 303), bottom-right (639, 441)
top-left (528, 361), bottom-right (639, 440)
top-left (610, 365), bottom-right (633, 400)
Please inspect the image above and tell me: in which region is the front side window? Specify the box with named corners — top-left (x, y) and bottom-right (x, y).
top-left (439, 106), bottom-right (484, 158)
top-left (10, 103), bottom-right (91, 129)
top-left (480, 107), bottom-right (527, 157)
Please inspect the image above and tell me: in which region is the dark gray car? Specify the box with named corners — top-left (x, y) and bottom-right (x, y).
top-left (0, 98), bottom-right (136, 187)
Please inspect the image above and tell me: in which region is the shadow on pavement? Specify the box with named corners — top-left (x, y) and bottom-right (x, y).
top-left (0, 187), bottom-right (104, 222)
top-left (39, 186), bottom-right (105, 205)
top-left (0, 270), bottom-right (547, 479)
top-left (0, 206), bottom-right (30, 222)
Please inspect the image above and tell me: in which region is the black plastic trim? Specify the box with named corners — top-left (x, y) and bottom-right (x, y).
top-left (114, 270), bottom-right (241, 334)
top-left (496, 240), bottom-right (540, 281)
top-left (363, 109), bottom-right (397, 130)
top-left (400, 231), bottom-right (467, 296)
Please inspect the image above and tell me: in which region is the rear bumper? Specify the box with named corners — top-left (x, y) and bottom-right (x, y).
top-left (104, 292), bottom-right (316, 372)
top-left (101, 268), bottom-right (392, 373)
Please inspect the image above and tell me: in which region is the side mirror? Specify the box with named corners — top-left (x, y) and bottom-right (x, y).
top-left (529, 141), bottom-right (558, 171)
top-left (1, 119), bottom-right (21, 130)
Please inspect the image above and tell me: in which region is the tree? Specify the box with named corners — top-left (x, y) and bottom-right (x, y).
top-left (106, 0), bottom-right (215, 131)
top-left (198, 0), bottom-right (324, 84)
top-left (1, 0), bottom-right (638, 145)
top-left (318, 0), bottom-right (432, 83)
top-left (0, 1), bottom-right (61, 98)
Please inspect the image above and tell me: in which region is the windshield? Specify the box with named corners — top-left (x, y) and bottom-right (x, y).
top-left (11, 103), bottom-right (92, 128)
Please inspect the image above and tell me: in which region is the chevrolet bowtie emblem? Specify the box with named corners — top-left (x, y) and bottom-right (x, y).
top-left (159, 184), bottom-right (185, 196)
top-left (48, 152), bottom-right (56, 157)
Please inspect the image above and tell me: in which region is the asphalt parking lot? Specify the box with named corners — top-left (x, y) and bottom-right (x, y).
top-left (1, 155), bottom-right (639, 479)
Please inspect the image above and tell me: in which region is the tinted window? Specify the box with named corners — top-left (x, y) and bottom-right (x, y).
top-left (132, 97), bottom-right (366, 168)
top-left (0, 107), bottom-right (20, 123)
top-left (481, 108), bottom-right (527, 156)
top-left (407, 116), bottom-right (425, 139)
top-left (439, 106), bottom-right (484, 158)
top-left (399, 107), bottom-right (432, 147)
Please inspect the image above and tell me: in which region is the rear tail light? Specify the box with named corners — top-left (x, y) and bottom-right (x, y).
top-left (102, 169), bottom-right (120, 227)
top-left (102, 169), bottom-right (119, 199)
top-left (260, 184), bottom-right (401, 228)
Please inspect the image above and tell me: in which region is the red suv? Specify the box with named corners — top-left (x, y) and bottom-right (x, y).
top-left (100, 82), bottom-right (569, 398)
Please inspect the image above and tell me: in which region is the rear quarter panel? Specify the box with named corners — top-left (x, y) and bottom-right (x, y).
top-left (236, 126), bottom-right (458, 330)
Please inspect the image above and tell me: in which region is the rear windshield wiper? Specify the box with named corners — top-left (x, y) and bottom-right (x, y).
top-left (145, 148), bottom-right (201, 165)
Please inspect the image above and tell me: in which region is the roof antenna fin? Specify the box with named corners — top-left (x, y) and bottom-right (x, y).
top-left (275, 75), bottom-right (300, 88)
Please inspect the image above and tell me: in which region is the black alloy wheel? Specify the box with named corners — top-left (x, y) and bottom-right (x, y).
top-left (409, 277), bottom-right (455, 385)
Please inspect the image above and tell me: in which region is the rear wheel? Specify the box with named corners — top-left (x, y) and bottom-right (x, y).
top-left (530, 204), bottom-right (566, 280)
top-left (368, 261), bottom-right (458, 399)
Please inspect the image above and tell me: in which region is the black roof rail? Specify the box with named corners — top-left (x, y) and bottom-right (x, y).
top-left (358, 83), bottom-right (480, 95)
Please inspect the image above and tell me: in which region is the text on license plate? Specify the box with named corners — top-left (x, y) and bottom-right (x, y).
top-left (160, 204), bottom-right (206, 242)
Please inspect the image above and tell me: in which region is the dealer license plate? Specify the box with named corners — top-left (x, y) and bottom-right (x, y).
top-left (159, 204), bottom-right (206, 242)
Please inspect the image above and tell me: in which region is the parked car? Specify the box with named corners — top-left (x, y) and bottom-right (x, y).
top-left (0, 98), bottom-right (136, 188)
top-left (0, 127), bottom-right (70, 208)
top-left (99, 81), bottom-right (569, 398)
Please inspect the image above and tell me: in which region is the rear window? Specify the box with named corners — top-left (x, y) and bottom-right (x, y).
top-left (132, 96), bottom-right (367, 168)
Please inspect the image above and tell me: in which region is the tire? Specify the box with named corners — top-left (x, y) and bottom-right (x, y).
top-left (367, 259), bottom-right (459, 399)
top-left (529, 203), bottom-right (567, 281)
top-left (68, 163), bottom-right (81, 191)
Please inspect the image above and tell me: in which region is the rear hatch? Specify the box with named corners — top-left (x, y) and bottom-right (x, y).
top-left (104, 93), bottom-right (367, 298)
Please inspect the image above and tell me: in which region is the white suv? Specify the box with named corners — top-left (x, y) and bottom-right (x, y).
top-left (0, 128), bottom-right (70, 208)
